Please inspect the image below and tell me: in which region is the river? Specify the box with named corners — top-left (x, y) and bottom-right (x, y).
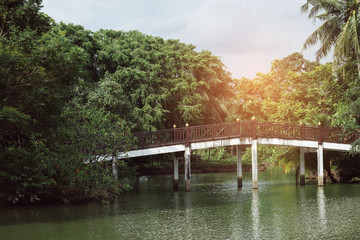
top-left (1, 168), bottom-right (360, 239)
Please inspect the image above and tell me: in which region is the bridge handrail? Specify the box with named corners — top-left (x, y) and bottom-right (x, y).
top-left (133, 127), bottom-right (187, 148)
top-left (132, 121), bottom-right (358, 149)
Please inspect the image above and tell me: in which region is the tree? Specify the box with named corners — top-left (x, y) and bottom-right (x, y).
top-left (234, 53), bottom-right (336, 124)
top-left (0, 0), bottom-right (51, 39)
top-left (302, 0), bottom-right (360, 75)
top-left (0, 0), bottom-right (107, 202)
top-left (51, 101), bottom-right (134, 203)
top-left (94, 30), bottom-right (234, 131)
top-left (55, 22), bottom-right (100, 84)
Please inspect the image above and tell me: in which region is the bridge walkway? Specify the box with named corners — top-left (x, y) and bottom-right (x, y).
top-left (117, 121), bottom-right (358, 190)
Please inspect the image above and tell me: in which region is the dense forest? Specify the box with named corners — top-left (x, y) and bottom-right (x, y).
top-left (1, 0), bottom-right (360, 204)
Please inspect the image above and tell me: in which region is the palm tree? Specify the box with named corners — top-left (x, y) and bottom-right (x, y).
top-left (302, 0), bottom-right (360, 75)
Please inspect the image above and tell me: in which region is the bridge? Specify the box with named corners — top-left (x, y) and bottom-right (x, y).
top-left (116, 121), bottom-right (358, 191)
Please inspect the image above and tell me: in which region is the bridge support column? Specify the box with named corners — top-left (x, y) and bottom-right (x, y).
top-left (184, 147), bottom-right (191, 191)
top-left (112, 157), bottom-right (118, 180)
top-left (173, 154), bottom-right (179, 191)
top-left (252, 140), bottom-right (258, 189)
top-left (300, 148), bottom-right (305, 185)
top-left (236, 145), bottom-right (243, 188)
top-left (317, 144), bottom-right (324, 186)
top-left (231, 145), bottom-right (234, 162)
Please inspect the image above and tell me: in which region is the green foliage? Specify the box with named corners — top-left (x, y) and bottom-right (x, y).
top-left (302, 0), bottom-right (360, 72)
top-left (0, 1), bottom-right (236, 203)
top-left (93, 30), bottom-right (234, 130)
top-left (196, 148), bottom-right (227, 162)
top-left (234, 53), bottom-right (337, 124)
top-left (0, 1), bottom-right (134, 203)
top-left (233, 52), bottom-right (351, 174)
top-left (275, 147), bottom-right (300, 174)
top-left (5, 0), bottom-right (360, 203)
top-left (50, 101), bottom-right (134, 202)
top-left (0, 0), bottom-right (51, 39)
top-left (0, 1), bottom-right (90, 202)
top-left (241, 145), bottom-right (276, 165)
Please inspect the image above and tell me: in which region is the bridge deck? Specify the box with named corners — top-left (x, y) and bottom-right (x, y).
top-left (110, 121), bottom-right (359, 191)
top-left (121, 137), bottom-right (352, 159)
top-left (123, 121), bottom-right (356, 158)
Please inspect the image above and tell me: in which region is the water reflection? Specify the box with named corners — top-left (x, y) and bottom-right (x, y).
top-left (229, 190), bottom-right (244, 239)
top-left (184, 192), bottom-right (193, 239)
top-left (317, 187), bottom-right (327, 230)
top-left (3, 171), bottom-right (360, 239)
top-left (298, 185), bottom-right (305, 202)
top-left (173, 191), bottom-right (180, 210)
top-left (251, 189), bottom-right (260, 239)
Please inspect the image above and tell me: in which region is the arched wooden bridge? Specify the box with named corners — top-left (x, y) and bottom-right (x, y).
top-left (117, 121), bottom-right (359, 191)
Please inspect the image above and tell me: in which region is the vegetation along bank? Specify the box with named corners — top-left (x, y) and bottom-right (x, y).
top-left (1, 0), bottom-right (360, 204)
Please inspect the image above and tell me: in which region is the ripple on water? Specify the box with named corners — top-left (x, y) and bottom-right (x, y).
top-left (2, 171), bottom-right (360, 239)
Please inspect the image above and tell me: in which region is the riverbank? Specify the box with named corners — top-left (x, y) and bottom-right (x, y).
top-left (0, 160), bottom-right (267, 206)
top-left (136, 160), bottom-right (267, 176)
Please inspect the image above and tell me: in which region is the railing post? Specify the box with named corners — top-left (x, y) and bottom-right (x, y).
top-left (300, 125), bottom-right (304, 140)
top-left (251, 116), bottom-right (257, 139)
top-left (236, 118), bottom-right (240, 137)
top-left (185, 122), bottom-right (190, 147)
top-left (173, 123), bottom-right (177, 143)
top-left (318, 121), bottom-right (323, 144)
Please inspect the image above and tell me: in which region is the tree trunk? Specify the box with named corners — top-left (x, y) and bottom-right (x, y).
top-left (326, 167), bottom-right (338, 183)
top-left (324, 151), bottom-right (338, 183)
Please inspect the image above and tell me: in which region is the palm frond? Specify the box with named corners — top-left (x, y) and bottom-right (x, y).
top-left (302, 0), bottom-right (360, 71)
top-left (334, 10), bottom-right (360, 66)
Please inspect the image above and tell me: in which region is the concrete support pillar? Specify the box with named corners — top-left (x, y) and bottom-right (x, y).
top-left (236, 145), bottom-right (243, 188)
top-left (252, 140), bottom-right (258, 189)
top-left (231, 145), bottom-right (234, 162)
top-left (300, 148), bottom-right (305, 185)
top-left (173, 154), bottom-right (179, 191)
top-left (317, 144), bottom-right (324, 186)
top-left (112, 158), bottom-right (118, 180)
top-left (184, 147), bottom-right (191, 191)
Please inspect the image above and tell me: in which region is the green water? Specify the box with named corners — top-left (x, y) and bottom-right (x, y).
top-left (1, 169), bottom-right (360, 239)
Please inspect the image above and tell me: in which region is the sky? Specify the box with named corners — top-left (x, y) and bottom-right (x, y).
top-left (42, 0), bottom-right (331, 79)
